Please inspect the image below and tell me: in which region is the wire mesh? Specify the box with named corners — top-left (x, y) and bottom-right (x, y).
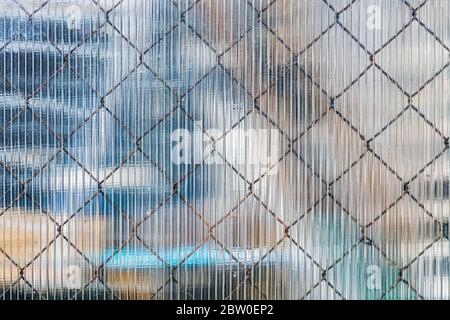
top-left (0, 0), bottom-right (449, 300)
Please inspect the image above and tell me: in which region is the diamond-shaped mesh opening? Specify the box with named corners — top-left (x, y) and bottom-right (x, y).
top-left (372, 108), bottom-right (446, 181)
top-left (178, 153), bottom-right (249, 227)
top-left (263, 0), bottom-right (335, 55)
top-left (108, 0), bottom-right (180, 53)
top-left (327, 242), bottom-right (399, 300)
top-left (295, 110), bottom-right (366, 183)
top-left (221, 21), bottom-right (292, 98)
top-left (144, 20), bottom-right (217, 96)
top-left (254, 152), bottom-right (326, 226)
top-left (339, 0), bottom-right (412, 54)
top-left (107, 66), bottom-right (176, 138)
top-left (182, 65), bottom-right (254, 132)
top-left (183, 0), bottom-right (257, 54)
top-left (259, 63), bottom-right (329, 139)
top-left (290, 196), bottom-right (363, 269)
top-left (332, 152), bottom-right (404, 227)
top-left (368, 194), bottom-right (440, 268)
top-left (214, 195), bottom-right (285, 255)
top-left (299, 24), bottom-right (370, 97)
top-left (217, 111), bottom-right (289, 182)
top-left (335, 66), bottom-right (409, 139)
top-left (376, 20), bottom-right (449, 95)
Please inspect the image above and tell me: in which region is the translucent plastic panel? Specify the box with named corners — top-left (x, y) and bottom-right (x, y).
top-left (0, 0), bottom-right (449, 300)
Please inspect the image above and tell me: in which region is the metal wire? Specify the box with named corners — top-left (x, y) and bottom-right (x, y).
top-left (0, 0), bottom-right (448, 300)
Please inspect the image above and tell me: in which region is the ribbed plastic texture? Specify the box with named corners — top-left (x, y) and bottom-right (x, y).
top-left (0, 0), bottom-right (449, 300)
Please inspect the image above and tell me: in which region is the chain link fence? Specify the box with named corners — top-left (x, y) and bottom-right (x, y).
top-left (0, 0), bottom-right (449, 300)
